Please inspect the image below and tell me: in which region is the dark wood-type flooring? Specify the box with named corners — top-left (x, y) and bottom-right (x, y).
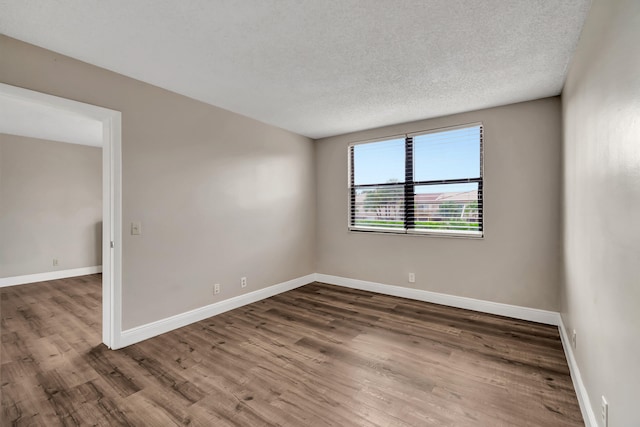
top-left (1, 274), bottom-right (583, 426)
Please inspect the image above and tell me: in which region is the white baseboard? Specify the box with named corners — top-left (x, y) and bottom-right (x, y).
top-left (315, 273), bottom-right (561, 325)
top-left (117, 273), bottom-right (316, 349)
top-left (118, 272), bottom-right (560, 349)
top-left (0, 266), bottom-right (103, 288)
top-left (558, 317), bottom-right (597, 427)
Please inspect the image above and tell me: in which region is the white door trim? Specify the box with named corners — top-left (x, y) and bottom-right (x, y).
top-left (0, 83), bottom-right (122, 349)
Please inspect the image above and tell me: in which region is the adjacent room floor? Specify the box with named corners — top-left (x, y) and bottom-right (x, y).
top-left (1, 275), bottom-right (583, 426)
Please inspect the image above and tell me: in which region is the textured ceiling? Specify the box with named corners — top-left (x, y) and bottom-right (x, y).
top-left (0, 95), bottom-right (103, 146)
top-left (0, 1), bottom-right (591, 139)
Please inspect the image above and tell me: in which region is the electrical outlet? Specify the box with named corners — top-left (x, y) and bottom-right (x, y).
top-left (571, 329), bottom-right (577, 350)
top-left (241, 277), bottom-right (247, 288)
top-left (601, 396), bottom-right (608, 427)
top-left (214, 283), bottom-right (220, 295)
top-left (53, 258), bottom-right (59, 267)
top-left (408, 273), bottom-right (415, 283)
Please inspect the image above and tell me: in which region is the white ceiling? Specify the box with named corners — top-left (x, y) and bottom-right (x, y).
top-left (0, 95), bottom-right (103, 147)
top-left (0, 1), bottom-right (591, 139)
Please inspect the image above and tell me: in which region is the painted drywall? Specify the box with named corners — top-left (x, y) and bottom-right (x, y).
top-left (0, 134), bottom-right (102, 277)
top-left (0, 36), bottom-right (316, 330)
top-left (316, 97), bottom-right (562, 311)
top-left (561, 0), bottom-right (640, 425)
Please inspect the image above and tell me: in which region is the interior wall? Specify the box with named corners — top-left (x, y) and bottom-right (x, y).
top-left (315, 97), bottom-right (562, 311)
top-left (561, 0), bottom-right (640, 425)
top-left (0, 36), bottom-right (316, 330)
top-left (0, 134), bottom-right (101, 277)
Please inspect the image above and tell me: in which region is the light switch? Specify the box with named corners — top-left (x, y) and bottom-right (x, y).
top-left (131, 221), bottom-right (142, 235)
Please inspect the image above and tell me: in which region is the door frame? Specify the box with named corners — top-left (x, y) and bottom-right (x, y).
top-left (0, 83), bottom-right (122, 348)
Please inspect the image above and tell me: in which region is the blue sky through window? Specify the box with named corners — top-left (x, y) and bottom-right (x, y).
top-left (353, 138), bottom-right (405, 185)
top-left (353, 126), bottom-right (480, 186)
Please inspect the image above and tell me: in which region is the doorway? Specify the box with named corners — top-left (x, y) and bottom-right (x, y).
top-left (0, 83), bottom-right (122, 348)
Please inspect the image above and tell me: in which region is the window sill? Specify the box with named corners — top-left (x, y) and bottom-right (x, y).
top-left (348, 227), bottom-right (484, 239)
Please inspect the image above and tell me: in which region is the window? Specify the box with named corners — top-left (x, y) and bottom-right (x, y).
top-left (349, 123), bottom-right (483, 237)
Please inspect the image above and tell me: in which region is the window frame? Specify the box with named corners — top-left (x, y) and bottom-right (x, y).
top-left (348, 122), bottom-right (484, 238)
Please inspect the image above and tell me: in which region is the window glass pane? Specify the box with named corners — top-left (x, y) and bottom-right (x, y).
top-left (414, 183), bottom-right (481, 233)
top-left (353, 138), bottom-right (405, 185)
top-left (353, 185), bottom-right (404, 229)
top-left (414, 126), bottom-right (481, 182)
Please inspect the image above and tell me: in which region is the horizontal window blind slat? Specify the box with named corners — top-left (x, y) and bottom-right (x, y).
top-left (352, 185), bottom-right (405, 229)
top-left (349, 124), bottom-right (483, 236)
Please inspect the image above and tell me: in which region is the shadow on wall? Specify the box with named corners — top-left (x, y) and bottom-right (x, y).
top-left (95, 221), bottom-right (103, 266)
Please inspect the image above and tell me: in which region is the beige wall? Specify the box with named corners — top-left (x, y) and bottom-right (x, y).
top-left (316, 97), bottom-right (562, 311)
top-left (561, 0), bottom-right (640, 425)
top-left (0, 36), bottom-right (316, 330)
top-left (0, 134), bottom-right (101, 277)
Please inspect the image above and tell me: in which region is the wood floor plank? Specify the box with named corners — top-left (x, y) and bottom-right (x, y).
top-left (1, 275), bottom-right (583, 426)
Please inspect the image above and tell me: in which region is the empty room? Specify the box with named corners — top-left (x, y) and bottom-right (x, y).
top-left (1, 1), bottom-right (638, 426)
